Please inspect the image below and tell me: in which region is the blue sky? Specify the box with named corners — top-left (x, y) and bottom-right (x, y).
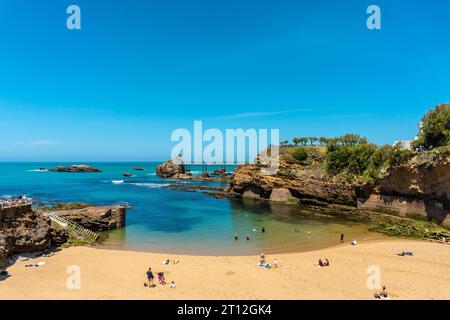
top-left (0, 0), bottom-right (449, 161)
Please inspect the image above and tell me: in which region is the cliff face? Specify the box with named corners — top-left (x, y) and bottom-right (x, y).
top-left (228, 161), bottom-right (356, 206)
top-left (228, 154), bottom-right (450, 225)
top-left (0, 205), bottom-right (55, 268)
top-left (359, 154), bottom-right (449, 224)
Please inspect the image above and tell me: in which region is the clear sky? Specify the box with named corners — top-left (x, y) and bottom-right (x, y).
top-left (0, 0), bottom-right (449, 161)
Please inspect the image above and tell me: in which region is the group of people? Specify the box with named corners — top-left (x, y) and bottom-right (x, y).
top-left (234, 227), bottom-right (266, 241)
top-left (258, 254), bottom-right (279, 269)
top-left (145, 267), bottom-right (176, 288)
top-left (318, 259), bottom-right (330, 267)
top-left (0, 195), bottom-right (32, 210)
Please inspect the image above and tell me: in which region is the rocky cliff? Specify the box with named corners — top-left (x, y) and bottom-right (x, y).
top-left (227, 161), bottom-right (356, 206)
top-left (0, 205), bottom-right (65, 268)
top-left (228, 153), bottom-right (450, 225)
top-left (359, 153), bottom-right (449, 224)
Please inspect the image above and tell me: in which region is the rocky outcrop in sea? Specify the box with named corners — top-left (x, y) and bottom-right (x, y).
top-left (49, 165), bottom-right (102, 173)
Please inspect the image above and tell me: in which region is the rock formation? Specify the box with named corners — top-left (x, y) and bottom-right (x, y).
top-left (49, 165), bottom-right (102, 173)
top-left (228, 161), bottom-right (356, 206)
top-left (156, 156), bottom-right (190, 179)
top-left (227, 154), bottom-right (450, 225)
top-left (359, 153), bottom-right (450, 224)
top-left (0, 205), bottom-right (64, 268)
top-left (48, 206), bottom-right (127, 231)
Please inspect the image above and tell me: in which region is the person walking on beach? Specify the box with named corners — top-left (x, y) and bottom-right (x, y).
top-left (146, 267), bottom-right (155, 288)
top-left (340, 234), bottom-right (344, 242)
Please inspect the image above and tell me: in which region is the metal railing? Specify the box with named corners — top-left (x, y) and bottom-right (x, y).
top-left (47, 212), bottom-right (99, 240)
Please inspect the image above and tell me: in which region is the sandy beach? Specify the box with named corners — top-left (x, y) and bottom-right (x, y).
top-left (1, 240), bottom-right (449, 300)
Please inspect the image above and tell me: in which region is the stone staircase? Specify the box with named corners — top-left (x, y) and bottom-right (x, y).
top-left (47, 212), bottom-right (99, 240)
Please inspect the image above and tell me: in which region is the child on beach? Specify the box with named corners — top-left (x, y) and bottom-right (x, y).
top-left (158, 272), bottom-right (167, 285)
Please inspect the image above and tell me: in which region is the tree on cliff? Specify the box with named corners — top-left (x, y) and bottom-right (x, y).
top-left (412, 104), bottom-right (450, 150)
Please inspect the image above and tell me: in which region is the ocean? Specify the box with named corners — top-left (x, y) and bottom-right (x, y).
top-left (0, 162), bottom-right (386, 255)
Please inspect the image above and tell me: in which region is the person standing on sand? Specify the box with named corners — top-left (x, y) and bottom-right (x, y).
top-left (340, 234), bottom-right (344, 242)
top-left (146, 268), bottom-right (155, 288)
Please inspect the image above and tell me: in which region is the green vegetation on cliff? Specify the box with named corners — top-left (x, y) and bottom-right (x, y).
top-left (280, 104), bottom-right (450, 184)
top-left (412, 103), bottom-right (450, 149)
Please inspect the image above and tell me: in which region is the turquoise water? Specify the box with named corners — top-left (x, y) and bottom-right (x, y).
top-left (0, 162), bottom-right (385, 255)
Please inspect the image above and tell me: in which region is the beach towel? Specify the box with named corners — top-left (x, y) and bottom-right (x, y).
top-left (24, 261), bottom-right (46, 268)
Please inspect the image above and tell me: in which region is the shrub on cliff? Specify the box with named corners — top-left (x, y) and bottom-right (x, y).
top-left (326, 144), bottom-right (376, 176)
top-left (412, 104), bottom-right (450, 150)
top-left (325, 143), bottom-right (415, 182)
top-left (292, 147), bottom-right (308, 162)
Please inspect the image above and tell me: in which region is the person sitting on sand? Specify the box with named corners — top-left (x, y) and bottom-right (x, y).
top-left (259, 254), bottom-right (269, 267)
top-left (380, 286), bottom-right (388, 298)
top-left (162, 259), bottom-right (170, 265)
top-left (158, 272), bottom-right (166, 285)
top-left (169, 281), bottom-right (176, 288)
top-left (318, 259), bottom-right (330, 267)
top-left (273, 259), bottom-right (279, 268)
top-left (146, 268), bottom-right (155, 288)
top-left (373, 286), bottom-right (389, 299)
